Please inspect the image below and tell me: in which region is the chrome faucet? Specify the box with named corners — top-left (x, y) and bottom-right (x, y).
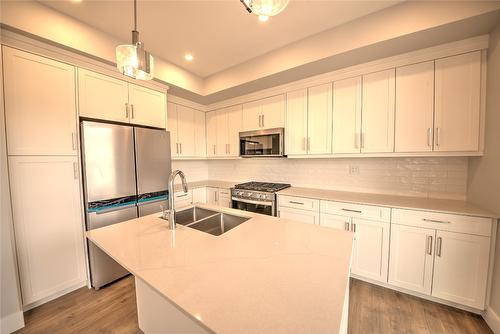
top-left (166, 170), bottom-right (188, 229)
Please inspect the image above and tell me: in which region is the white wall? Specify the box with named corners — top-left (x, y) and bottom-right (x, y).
top-left (467, 23), bottom-right (500, 323)
top-left (0, 47), bottom-right (24, 333)
top-left (172, 160), bottom-right (209, 183)
top-left (203, 157), bottom-right (468, 200)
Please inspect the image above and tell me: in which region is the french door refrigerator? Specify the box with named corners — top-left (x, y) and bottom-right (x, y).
top-left (80, 121), bottom-right (171, 289)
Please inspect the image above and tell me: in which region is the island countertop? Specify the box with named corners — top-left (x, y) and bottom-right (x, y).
top-left (86, 204), bottom-right (354, 334)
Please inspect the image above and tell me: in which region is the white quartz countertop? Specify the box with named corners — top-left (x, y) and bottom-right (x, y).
top-left (86, 204), bottom-right (354, 334)
top-left (174, 180), bottom-right (238, 192)
top-left (278, 187), bottom-right (498, 218)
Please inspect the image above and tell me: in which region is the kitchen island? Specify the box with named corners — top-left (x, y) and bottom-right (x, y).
top-left (86, 204), bottom-right (354, 334)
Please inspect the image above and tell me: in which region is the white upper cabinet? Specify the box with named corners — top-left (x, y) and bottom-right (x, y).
top-left (226, 105), bottom-right (242, 157)
top-left (307, 83), bottom-right (333, 154)
top-left (167, 102), bottom-right (179, 155)
top-left (333, 76), bottom-right (362, 154)
top-left (193, 110), bottom-right (206, 157)
top-left (168, 102), bottom-right (205, 158)
top-left (206, 111), bottom-right (217, 158)
top-left (361, 69), bottom-right (395, 153)
top-left (207, 105), bottom-right (242, 158)
top-left (242, 95), bottom-right (285, 131)
top-left (128, 83), bottom-right (166, 129)
top-left (434, 52), bottom-right (481, 152)
top-left (216, 109), bottom-right (229, 156)
top-left (78, 68), bottom-right (130, 123)
top-left (79, 68), bottom-right (166, 128)
top-left (3, 47), bottom-right (78, 156)
top-left (177, 104), bottom-right (196, 156)
top-left (395, 61), bottom-right (435, 153)
top-left (285, 89), bottom-right (308, 155)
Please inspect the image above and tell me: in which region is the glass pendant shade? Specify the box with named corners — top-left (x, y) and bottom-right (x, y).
top-left (243, 0), bottom-right (290, 16)
top-left (116, 42), bottom-right (154, 80)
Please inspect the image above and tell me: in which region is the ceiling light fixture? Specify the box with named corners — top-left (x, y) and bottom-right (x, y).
top-left (184, 54), bottom-right (194, 61)
top-left (258, 15), bottom-right (269, 22)
top-left (115, 0), bottom-right (154, 80)
top-left (240, 0), bottom-right (290, 17)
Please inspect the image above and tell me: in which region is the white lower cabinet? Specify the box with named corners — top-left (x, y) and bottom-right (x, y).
top-left (206, 187), bottom-right (231, 208)
top-left (8, 156), bottom-right (86, 306)
top-left (173, 190), bottom-right (193, 209)
top-left (278, 206), bottom-right (319, 225)
top-left (320, 213), bottom-right (351, 231)
top-left (192, 187), bottom-right (207, 204)
top-left (388, 224), bottom-right (435, 294)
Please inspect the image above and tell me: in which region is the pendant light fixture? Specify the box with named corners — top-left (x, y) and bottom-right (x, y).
top-left (116, 0), bottom-right (154, 80)
top-left (240, 0), bottom-right (290, 20)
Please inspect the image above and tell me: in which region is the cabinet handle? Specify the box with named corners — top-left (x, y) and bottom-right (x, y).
top-left (361, 133), bottom-right (365, 149)
top-left (213, 145), bottom-right (216, 155)
top-left (289, 201), bottom-right (304, 205)
top-left (435, 128), bottom-right (440, 147)
top-left (175, 143), bottom-right (179, 154)
top-left (427, 128), bottom-right (432, 147)
top-left (436, 237), bottom-right (442, 257)
top-left (125, 102), bottom-right (129, 118)
top-left (258, 115), bottom-right (262, 127)
top-left (307, 137), bottom-right (311, 151)
top-left (176, 193), bottom-right (188, 198)
top-left (130, 104), bottom-right (135, 119)
top-left (73, 162), bottom-right (78, 180)
top-left (262, 114), bottom-right (265, 127)
top-left (71, 132), bottom-right (77, 151)
top-left (180, 143), bottom-right (182, 154)
top-left (227, 144), bottom-right (230, 154)
top-left (341, 208), bottom-right (362, 213)
top-left (426, 235), bottom-right (433, 255)
top-left (303, 137), bottom-right (306, 151)
top-left (345, 222), bottom-right (350, 231)
top-left (351, 223), bottom-right (356, 233)
top-left (422, 218), bottom-right (450, 224)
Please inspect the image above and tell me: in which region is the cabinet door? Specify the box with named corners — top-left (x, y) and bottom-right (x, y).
top-left (307, 84), bottom-right (333, 154)
top-left (351, 218), bottom-right (390, 283)
top-left (192, 187), bottom-right (207, 204)
top-left (388, 224), bottom-right (435, 295)
top-left (206, 112), bottom-right (217, 157)
top-left (3, 47), bottom-right (78, 155)
top-left (217, 188), bottom-right (232, 208)
top-left (206, 187), bottom-right (218, 205)
top-left (78, 68), bottom-right (129, 123)
top-left (226, 105), bottom-right (242, 157)
top-left (177, 105), bottom-right (196, 156)
top-left (128, 84), bottom-right (166, 129)
top-left (286, 89), bottom-right (308, 155)
top-left (361, 69), bottom-right (395, 153)
top-left (432, 230), bottom-right (489, 309)
top-left (261, 95), bottom-right (285, 129)
top-left (167, 102), bottom-right (179, 156)
top-left (8, 156), bottom-right (86, 306)
top-left (242, 100), bottom-right (261, 131)
top-left (434, 52), bottom-right (481, 152)
top-left (395, 61), bottom-right (434, 152)
top-left (216, 109), bottom-right (229, 156)
top-left (278, 207), bottom-right (319, 225)
top-left (320, 213), bottom-right (351, 231)
top-left (193, 110), bottom-right (206, 157)
top-left (333, 76), bottom-right (362, 154)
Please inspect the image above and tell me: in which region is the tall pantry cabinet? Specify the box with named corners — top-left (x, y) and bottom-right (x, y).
top-left (3, 47), bottom-right (87, 307)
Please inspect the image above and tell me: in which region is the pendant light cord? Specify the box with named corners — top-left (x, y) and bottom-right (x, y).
top-left (134, 0), bottom-right (137, 31)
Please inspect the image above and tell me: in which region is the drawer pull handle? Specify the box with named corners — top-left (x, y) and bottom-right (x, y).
top-left (176, 194), bottom-right (188, 198)
top-left (289, 201), bottom-right (304, 205)
top-left (436, 237), bottom-right (442, 257)
top-left (426, 235), bottom-right (433, 255)
top-left (422, 218), bottom-right (450, 224)
top-left (341, 208), bottom-right (362, 213)
top-left (345, 222), bottom-right (350, 231)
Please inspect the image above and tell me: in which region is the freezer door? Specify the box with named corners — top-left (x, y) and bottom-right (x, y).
top-left (81, 121), bottom-right (136, 202)
top-left (87, 205), bottom-right (137, 289)
top-left (134, 127), bottom-right (171, 195)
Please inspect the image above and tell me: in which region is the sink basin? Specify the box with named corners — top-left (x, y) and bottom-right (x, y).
top-left (188, 213), bottom-right (250, 236)
top-left (161, 207), bottom-right (219, 226)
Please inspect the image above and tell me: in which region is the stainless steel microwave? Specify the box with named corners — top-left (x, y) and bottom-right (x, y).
top-left (239, 128), bottom-right (285, 157)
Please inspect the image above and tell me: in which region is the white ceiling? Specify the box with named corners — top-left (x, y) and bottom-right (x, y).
top-left (40, 0), bottom-right (402, 78)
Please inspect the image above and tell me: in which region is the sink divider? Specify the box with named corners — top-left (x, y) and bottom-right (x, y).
top-left (184, 212), bottom-right (221, 228)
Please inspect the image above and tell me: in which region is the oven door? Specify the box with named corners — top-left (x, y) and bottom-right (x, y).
top-left (232, 197), bottom-right (275, 216)
top-left (239, 128), bottom-right (284, 157)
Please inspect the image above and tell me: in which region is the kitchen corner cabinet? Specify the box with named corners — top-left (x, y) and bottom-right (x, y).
top-left (206, 105), bottom-right (242, 158)
top-left (332, 76), bottom-right (362, 154)
top-left (361, 69), bottom-right (395, 153)
top-left (168, 102), bottom-right (206, 158)
top-left (242, 95), bottom-right (285, 131)
top-left (434, 51), bottom-right (481, 152)
top-left (3, 47), bottom-right (78, 156)
top-left (8, 156), bottom-right (86, 306)
top-left (78, 68), bottom-right (166, 128)
top-left (395, 61), bottom-right (435, 153)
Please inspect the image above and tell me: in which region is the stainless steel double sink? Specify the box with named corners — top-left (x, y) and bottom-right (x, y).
top-left (161, 206), bottom-right (250, 236)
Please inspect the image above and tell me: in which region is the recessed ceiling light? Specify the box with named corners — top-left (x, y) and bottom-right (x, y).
top-left (184, 54), bottom-right (194, 61)
top-left (258, 15), bottom-right (269, 22)
top-left (72, 0), bottom-right (82, 2)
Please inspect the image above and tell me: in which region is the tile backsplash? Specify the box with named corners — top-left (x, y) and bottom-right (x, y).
top-left (174, 157), bottom-right (468, 200)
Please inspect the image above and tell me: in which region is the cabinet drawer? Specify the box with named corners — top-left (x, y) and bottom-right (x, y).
top-left (392, 209), bottom-right (492, 237)
top-left (278, 195), bottom-right (319, 211)
top-left (218, 189), bottom-right (231, 200)
top-left (321, 200), bottom-right (391, 223)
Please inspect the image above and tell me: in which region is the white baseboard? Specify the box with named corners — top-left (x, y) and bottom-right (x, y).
top-left (1, 311), bottom-right (25, 334)
top-left (484, 306), bottom-right (500, 334)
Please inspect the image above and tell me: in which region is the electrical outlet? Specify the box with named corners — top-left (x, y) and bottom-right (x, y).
top-left (349, 165), bottom-right (360, 175)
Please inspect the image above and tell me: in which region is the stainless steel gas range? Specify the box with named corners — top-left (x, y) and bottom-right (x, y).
top-left (231, 182), bottom-right (291, 216)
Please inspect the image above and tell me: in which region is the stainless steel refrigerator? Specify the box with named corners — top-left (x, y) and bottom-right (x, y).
top-left (80, 121), bottom-right (171, 289)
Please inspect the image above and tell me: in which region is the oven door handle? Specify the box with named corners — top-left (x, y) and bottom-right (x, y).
top-left (232, 197), bottom-right (274, 206)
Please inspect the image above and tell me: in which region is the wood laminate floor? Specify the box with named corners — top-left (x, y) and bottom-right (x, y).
top-left (15, 276), bottom-right (493, 334)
